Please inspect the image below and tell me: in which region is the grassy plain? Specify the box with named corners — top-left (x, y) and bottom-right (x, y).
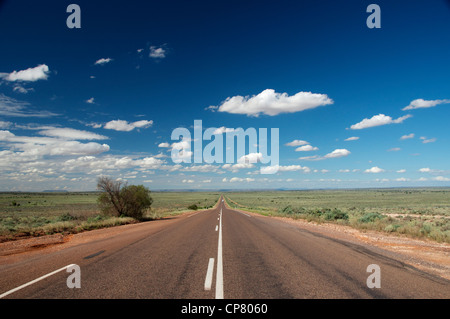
top-left (0, 191), bottom-right (220, 241)
top-left (223, 188), bottom-right (450, 243)
top-left (1, 188), bottom-right (449, 243)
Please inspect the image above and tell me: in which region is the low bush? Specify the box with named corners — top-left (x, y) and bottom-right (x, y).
top-left (358, 212), bottom-right (384, 223)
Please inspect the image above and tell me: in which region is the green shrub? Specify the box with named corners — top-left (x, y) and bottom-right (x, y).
top-left (323, 208), bottom-right (349, 221)
top-left (188, 204), bottom-right (198, 210)
top-left (58, 213), bottom-right (76, 222)
top-left (358, 212), bottom-right (384, 223)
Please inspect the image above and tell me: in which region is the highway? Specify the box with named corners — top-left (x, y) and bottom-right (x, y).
top-left (0, 196), bottom-right (449, 299)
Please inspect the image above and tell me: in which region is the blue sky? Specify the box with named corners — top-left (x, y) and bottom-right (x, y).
top-left (0, 0), bottom-right (449, 191)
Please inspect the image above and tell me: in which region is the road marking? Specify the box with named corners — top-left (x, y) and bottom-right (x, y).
top-left (187, 211), bottom-right (201, 218)
top-left (204, 258), bottom-right (215, 291)
top-left (235, 209), bottom-right (251, 217)
top-left (0, 264), bottom-right (77, 299)
top-left (215, 225), bottom-right (218, 232)
top-left (215, 208), bottom-right (224, 299)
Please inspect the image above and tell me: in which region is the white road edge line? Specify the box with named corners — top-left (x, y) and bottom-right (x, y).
top-left (204, 258), bottom-right (215, 291)
top-left (215, 225), bottom-right (218, 232)
top-left (188, 211), bottom-right (201, 218)
top-left (0, 264), bottom-right (76, 299)
top-left (235, 210), bottom-right (251, 217)
top-left (215, 208), bottom-right (224, 299)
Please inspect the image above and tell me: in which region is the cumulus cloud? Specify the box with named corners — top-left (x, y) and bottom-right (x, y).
top-left (285, 139), bottom-right (309, 147)
top-left (365, 166), bottom-right (385, 173)
top-left (86, 97), bottom-right (95, 104)
top-left (0, 130), bottom-right (110, 157)
top-left (38, 127), bottom-right (109, 140)
top-left (344, 136), bottom-right (359, 141)
top-left (0, 120), bottom-right (12, 129)
top-left (222, 163), bottom-right (254, 172)
top-left (13, 85), bottom-right (34, 94)
top-left (103, 119), bottom-right (153, 131)
top-left (402, 98), bottom-right (450, 111)
top-left (158, 142), bottom-right (170, 148)
top-left (420, 137), bottom-right (436, 144)
top-left (324, 149), bottom-right (351, 159)
top-left (433, 176), bottom-right (450, 182)
top-left (238, 152), bottom-right (263, 164)
top-left (225, 177), bottom-right (255, 183)
top-left (149, 46), bottom-right (166, 59)
top-left (210, 89), bottom-right (333, 117)
top-left (0, 64), bottom-right (50, 82)
top-left (213, 127), bottom-right (237, 135)
top-left (400, 133), bottom-right (414, 140)
top-left (350, 114), bottom-right (412, 130)
top-left (181, 164), bottom-right (220, 173)
top-left (299, 149), bottom-right (350, 161)
top-left (295, 145), bottom-right (318, 152)
top-left (260, 164), bottom-right (310, 174)
top-left (94, 58), bottom-right (113, 65)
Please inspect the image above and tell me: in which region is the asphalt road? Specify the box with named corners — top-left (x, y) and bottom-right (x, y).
top-left (0, 196), bottom-right (449, 299)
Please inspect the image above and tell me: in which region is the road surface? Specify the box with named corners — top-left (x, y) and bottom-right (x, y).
top-left (0, 196), bottom-right (449, 299)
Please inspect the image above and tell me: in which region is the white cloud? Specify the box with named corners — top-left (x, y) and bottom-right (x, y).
top-left (0, 94), bottom-right (57, 118)
top-left (222, 163), bottom-right (254, 172)
top-left (149, 46), bottom-right (166, 58)
top-left (228, 177), bottom-right (255, 183)
top-left (238, 152), bottom-right (263, 164)
top-left (182, 179), bottom-right (194, 183)
top-left (324, 149), bottom-right (350, 159)
top-left (285, 139), bottom-right (309, 147)
top-left (419, 167), bottom-right (431, 173)
top-left (260, 164), bottom-right (310, 174)
top-left (0, 120), bottom-right (12, 129)
top-left (433, 176), bottom-right (450, 182)
top-left (158, 142), bottom-right (170, 148)
top-left (395, 177), bottom-right (409, 182)
top-left (339, 169), bottom-right (350, 173)
top-left (344, 136), bottom-right (359, 141)
top-left (86, 97), bottom-right (95, 104)
top-left (211, 89), bottom-right (333, 117)
top-left (86, 123), bottom-right (102, 129)
top-left (420, 137), bottom-right (436, 144)
top-left (104, 119), bottom-right (153, 131)
top-left (0, 64), bottom-right (50, 82)
top-left (400, 133), bottom-right (414, 140)
top-left (350, 114), bottom-right (412, 130)
top-left (13, 85), bottom-right (34, 94)
top-left (94, 58), bottom-right (113, 65)
top-left (299, 149), bottom-right (350, 161)
top-left (0, 130), bottom-right (110, 157)
top-left (403, 98), bottom-right (450, 111)
top-left (396, 169), bottom-right (406, 173)
top-left (38, 128), bottom-right (108, 140)
top-left (181, 164), bottom-right (219, 173)
top-left (213, 127), bottom-right (237, 135)
top-left (365, 166), bottom-right (385, 173)
top-left (295, 145), bottom-right (318, 152)
top-left (387, 147), bottom-right (401, 152)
